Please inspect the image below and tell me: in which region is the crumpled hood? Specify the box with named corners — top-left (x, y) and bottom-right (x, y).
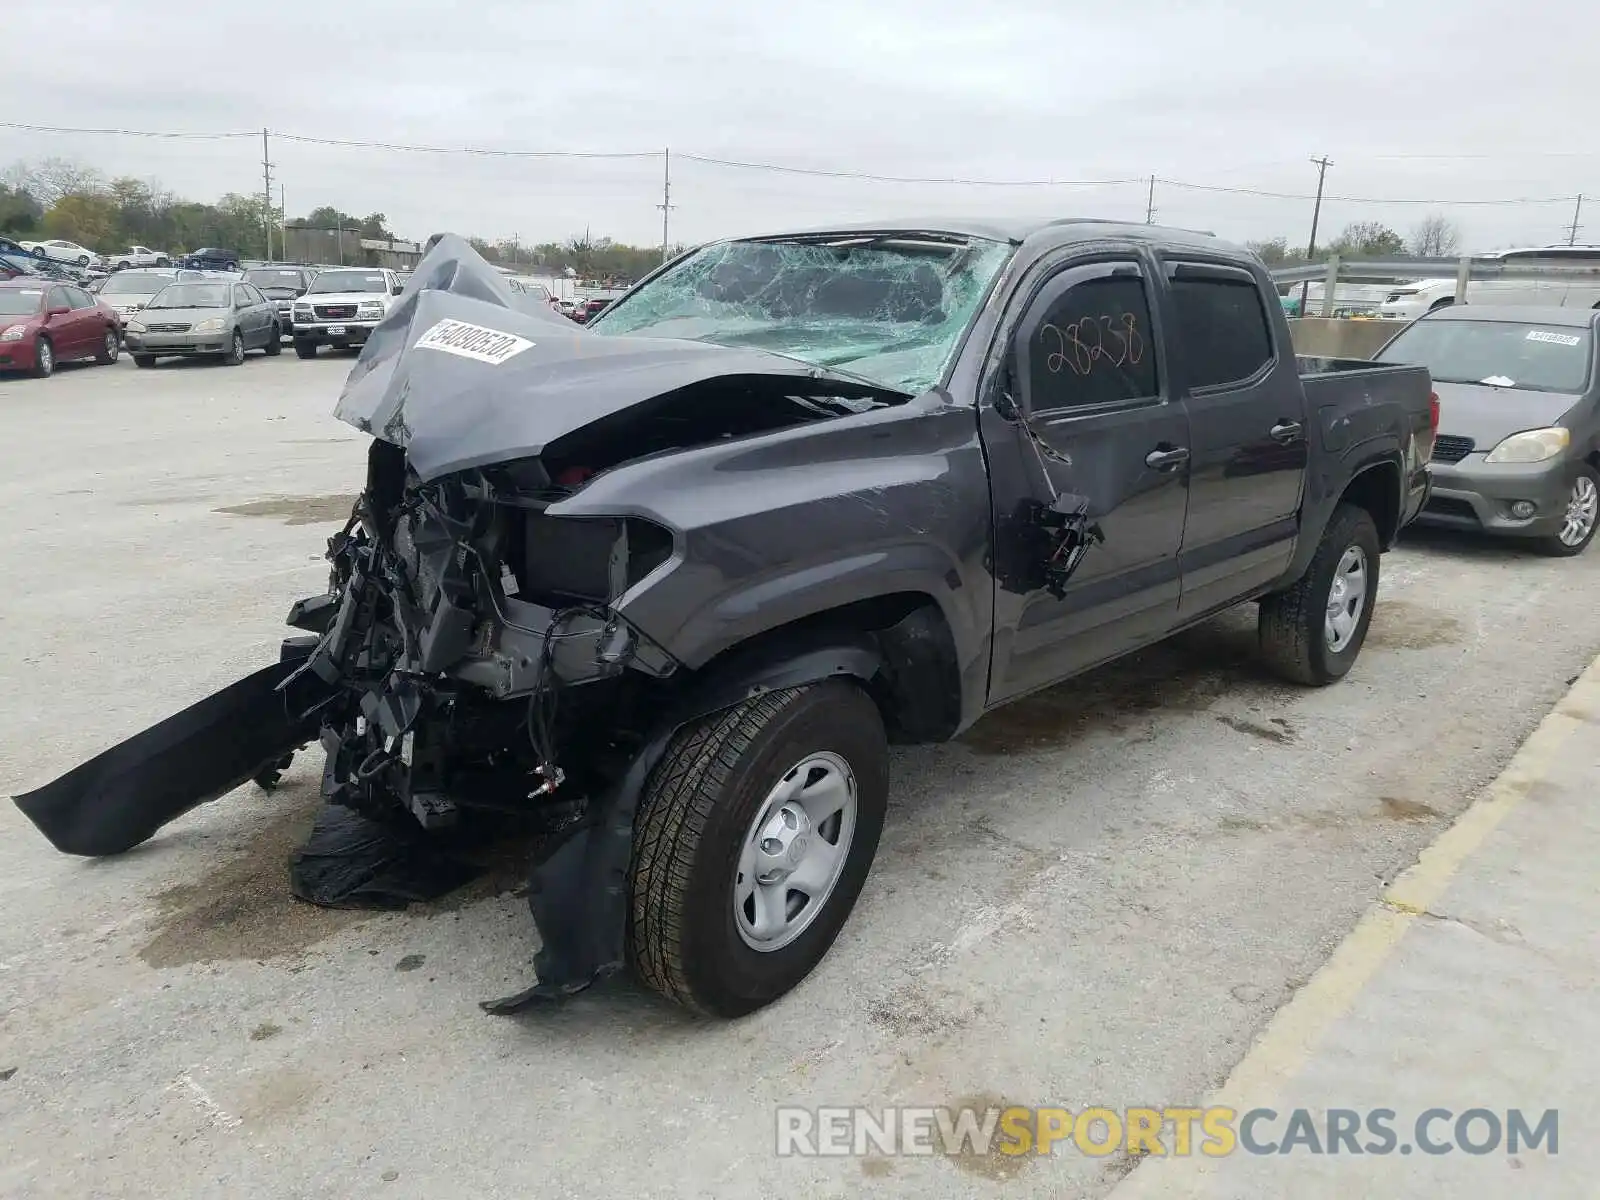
top-left (1433, 381), bottom-right (1579, 448)
top-left (333, 234), bottom-right (834, 481)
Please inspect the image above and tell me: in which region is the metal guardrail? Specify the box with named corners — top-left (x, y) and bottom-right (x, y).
top-left (1269, 255), bottom-right (1600, 317)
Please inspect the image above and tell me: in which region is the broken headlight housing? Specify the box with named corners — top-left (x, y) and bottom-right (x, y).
top-left (511, 514), bottom-right (675, 606)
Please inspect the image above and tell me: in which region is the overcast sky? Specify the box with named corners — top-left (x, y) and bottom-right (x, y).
top-left (5, 0), bottom-right (1596, 252)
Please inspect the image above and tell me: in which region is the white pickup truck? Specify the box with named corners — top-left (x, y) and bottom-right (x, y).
top-left (107, 246), bottom-right (173, 271)
top-left (291, 267), bottom-right (405, 358)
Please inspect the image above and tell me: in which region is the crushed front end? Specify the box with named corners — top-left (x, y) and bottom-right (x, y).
top-left (291, 439), bottom-right (679, 840)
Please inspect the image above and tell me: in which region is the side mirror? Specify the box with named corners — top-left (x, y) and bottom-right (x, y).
top-left (391, 283), bottom-right (404, 295)
top-left (48, 305), bottom-right (71, 318)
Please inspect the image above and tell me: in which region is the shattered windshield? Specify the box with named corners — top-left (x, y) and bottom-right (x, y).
top-left (147, 283), bottom-right (229, 309)
top-left (587, 233), bottom-right (1014, 393)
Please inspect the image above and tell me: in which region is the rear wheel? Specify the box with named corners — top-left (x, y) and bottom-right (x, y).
top-left (1259, 502), bottom-right (1381, 685)
top-left (294, 340), bottom-right (318, 359)
top-left (94, 326), bottom-right (119, 364)
top-left (263, 324), bottom-right (282, 355)
top-left (221, 330), bottom-right (245, 366)
top-left (31, 336), bottom-right (54, 378)
top-left (1532, 465), bottom-right (1600, 557)
top-left (628, 680), bottom-right (889, 1016)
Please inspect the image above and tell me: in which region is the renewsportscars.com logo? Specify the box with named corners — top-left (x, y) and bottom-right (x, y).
top-left (775, 1105), bottom-right (1559, 1159)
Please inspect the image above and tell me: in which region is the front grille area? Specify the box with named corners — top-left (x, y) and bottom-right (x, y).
top-left (144, 323), bottom-right (191, 334)
top-left (1431, 434), bottom-right (1475, 464)
top-left (314, 305), bottom-right (357, 320)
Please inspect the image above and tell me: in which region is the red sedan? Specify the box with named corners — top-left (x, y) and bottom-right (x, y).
top-left (0, 279), bottom-right (122, 377)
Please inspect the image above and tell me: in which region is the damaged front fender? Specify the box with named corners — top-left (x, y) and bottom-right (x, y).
top-left (494, 628), bottom-right (883, 1010)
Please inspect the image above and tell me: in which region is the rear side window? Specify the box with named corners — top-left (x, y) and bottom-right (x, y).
top-left (1168, 269), bottom-right (1275, 389)
top-left (1025, 264), bottom-right (1159, 411)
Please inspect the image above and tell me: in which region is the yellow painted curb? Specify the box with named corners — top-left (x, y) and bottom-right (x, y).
top-left (1110, 654), bottom-right (1600, 1198)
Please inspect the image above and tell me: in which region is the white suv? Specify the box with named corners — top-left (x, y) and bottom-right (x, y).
top-left (1378, 245), bottom-right (1600, 320)
top-left (291, 267), bottom-right (404, 358)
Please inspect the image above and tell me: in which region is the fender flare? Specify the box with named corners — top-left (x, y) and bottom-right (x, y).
top-left (487, 631), bottom-right (884, 1012)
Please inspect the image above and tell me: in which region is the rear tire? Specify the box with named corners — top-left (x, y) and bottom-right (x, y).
top-left (628, 680), bottom-right (889, 1017)
top-left (94, 326), bottom-right (119, 364)
top-left (1531, 464), bottom-right (1600, 557)
top-left (1259, 502), bottom-right (1381, 685)
top-left (263, 324), bottom-right (282, 355)
top-left (294, 340), bottom-right (318, 359)
top-left (132, 354), bottom-right (156, 369)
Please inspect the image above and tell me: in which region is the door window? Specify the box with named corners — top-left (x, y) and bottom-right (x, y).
top-left (233, 284), bottom-right (252, 307)
top-left (1022, 263), bottom-right (1159, 412)
top-left (65, 286), bottom-right (96, 309)
top-left (1167, 267), bottom-right (1275, 389)
top-left (46, 286), bottom-right (72, 311)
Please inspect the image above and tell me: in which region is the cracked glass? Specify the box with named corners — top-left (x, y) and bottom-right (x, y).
top-left (588, 233), bottom-right (1014, 394)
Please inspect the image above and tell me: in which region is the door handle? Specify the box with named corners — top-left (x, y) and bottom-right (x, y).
top-left (1269, 421), bottom-right (1304, 444)
top-left (1145, 446), bottom-right (1190, 471)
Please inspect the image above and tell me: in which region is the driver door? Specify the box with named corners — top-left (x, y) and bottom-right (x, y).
top-left (983, 254), bottom-right (1192, 702)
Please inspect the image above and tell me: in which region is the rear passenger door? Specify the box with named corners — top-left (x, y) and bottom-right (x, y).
top-left (1159, 260), bottom-right (1307, 618)
top-left (65, 287), bottom-right (103, 357)
top-left (233, 284), bottom-right (263, 346)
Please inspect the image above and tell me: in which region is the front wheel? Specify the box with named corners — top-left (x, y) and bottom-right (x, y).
top-left (294, 340), bottom-right (318, 359)
top-left (221, 330), bottom-right (245, 366)
top-left (31, 336), bottom-right (54, 378)
top-left (1532, 465), bottom-right (1600, 557)
top-left (628, 680), bottom-right (889, 1017)
top-left (263, 324), bottom-right (282, 355)
top-left (1259, 502), bottom-right (1381, 686)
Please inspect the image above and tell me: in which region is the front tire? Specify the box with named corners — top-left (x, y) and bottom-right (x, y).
top-left (1259, 502), bottom-right (1381, 685)
top-left (263, 324), bottom-right (282, 355)
top-left (221, 329), bottom-right (245, 366)
top-left (629, 680), bottom-right (889, 1017)
top-left (294, 340), bottom-right (318, 359)
top-left (31, 336), bottom-right (54, 378)
top-left (1532, 464), bottom-right (1600, 557)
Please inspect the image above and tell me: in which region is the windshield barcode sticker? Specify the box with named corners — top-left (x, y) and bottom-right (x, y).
top-left (415, 318), bottom-right (534, 365)
top-left (1526, 330), bottom-right (1582, 346)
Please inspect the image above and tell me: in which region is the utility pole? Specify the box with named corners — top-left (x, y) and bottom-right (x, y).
top-left (278, 183), bottom-right (287, 262)
top-left (658, 147), bottom-right (674, 263)
top-left (1299, 155), bottom-right (1333, 317)
top-left (1565, 194), bottom-right (1584, 246)
top-left (261, 128), bottom-right (275, 261)
top-left (1145, 176), bottom-right (1156, 225)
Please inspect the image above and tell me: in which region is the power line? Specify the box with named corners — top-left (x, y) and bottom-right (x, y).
top-left (2, 121), bottom-right (1589, 207)
top-left (0, 121), bottom-right (256, 140)
top-left (675, 152), bottom-right (1137, 188)
top-left (1154, 178), bottom-right (1578, 206)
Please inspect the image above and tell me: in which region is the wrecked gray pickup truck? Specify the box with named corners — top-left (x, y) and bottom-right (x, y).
top-left (15, 223), bottom-right (1435, 1017)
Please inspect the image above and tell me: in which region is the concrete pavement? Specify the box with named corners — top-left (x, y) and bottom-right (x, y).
top-left (1113, 653), bottom-right (1600, 1199)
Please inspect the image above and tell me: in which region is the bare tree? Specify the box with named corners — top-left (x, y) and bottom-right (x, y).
top-left (13, 158), bottom-right (106, 207)
top-left (1409, 214), bottom-right (1462, 258)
